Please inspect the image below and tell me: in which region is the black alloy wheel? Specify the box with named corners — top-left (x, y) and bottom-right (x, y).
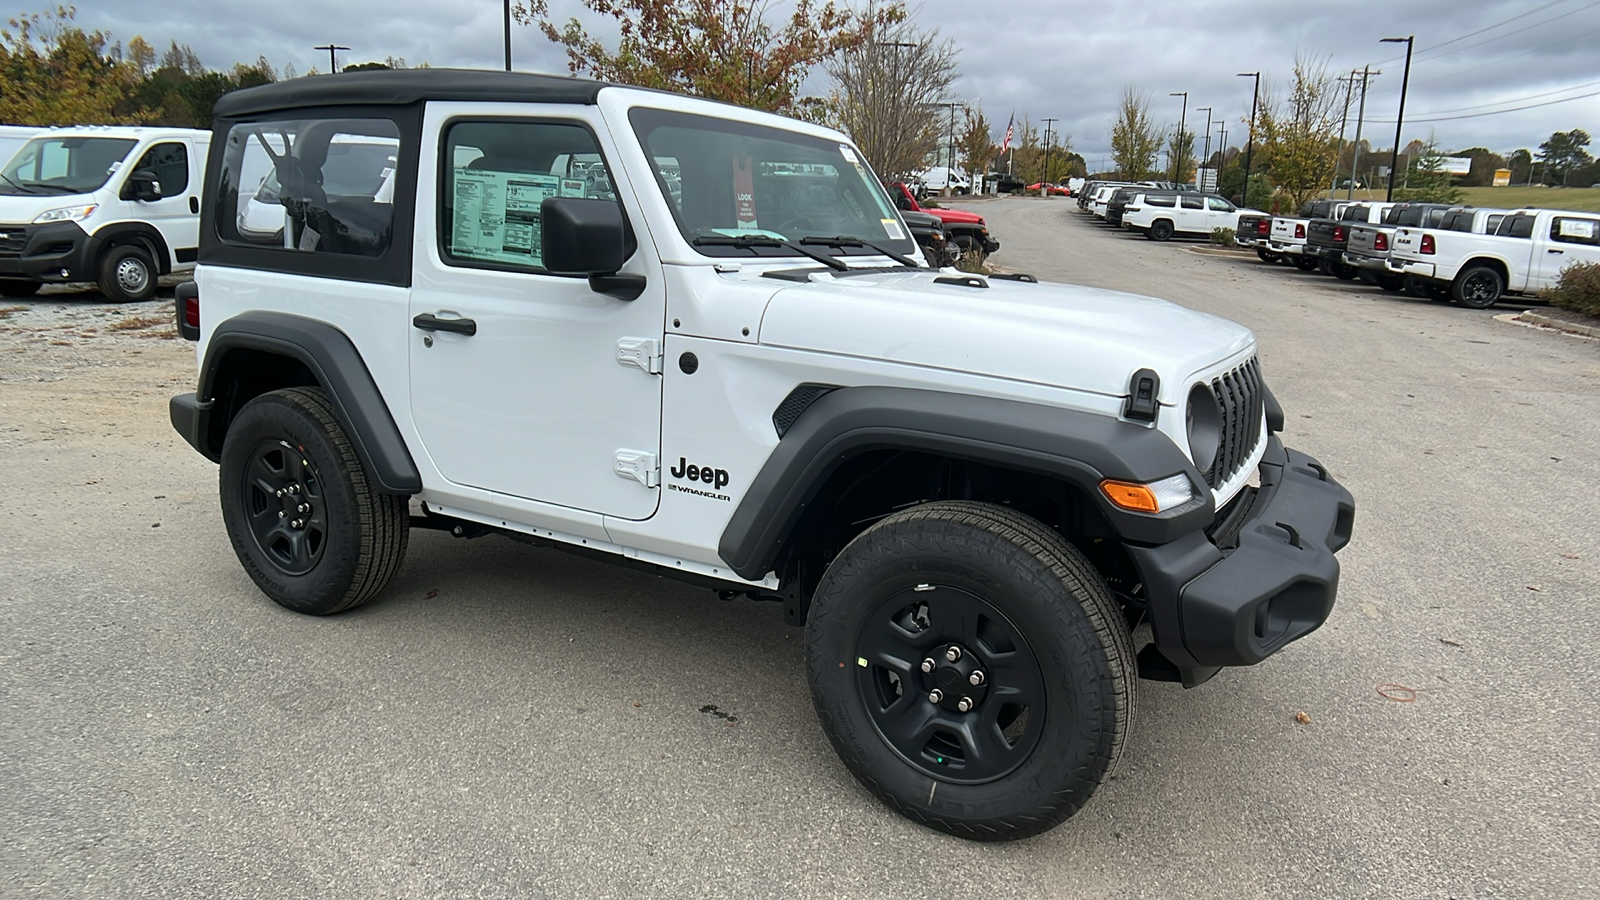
top-left (1256, 248), bottom-right (1280, 264)
top-left (1291, 256), bottom-right (1319, 271)
top-left (1453, 266), bottom-right (1504, 309)
top-left (1148, 220), bottom-right (1174, 242)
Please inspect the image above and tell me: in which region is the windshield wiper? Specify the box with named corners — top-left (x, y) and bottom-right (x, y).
top-left (0, 171), bottom-right (39, 194)
top-left (690, 231), bottom-right (850, 271)
top-left (800, 235), bottom-right (921, 269)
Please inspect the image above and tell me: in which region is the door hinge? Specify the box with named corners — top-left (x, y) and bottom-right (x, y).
top-left (616, 337), bottom-right (662, 374)
top-left (614, 449), bottom-right (659, 488)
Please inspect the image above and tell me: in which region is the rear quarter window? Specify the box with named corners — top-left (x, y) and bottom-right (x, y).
top-left (1145, 195), bottom-right (1175, 207)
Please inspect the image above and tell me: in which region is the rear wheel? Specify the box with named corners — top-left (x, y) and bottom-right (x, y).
top-left (1255, 248), bottom-right (1280, 264)
top-left (0, 280), bottom-right (40, 298)
top-left (1453, 266), bottom-right (1504, 309)
top-left (807, 501), bottom-right (1134, 841)
top-left (1291, 256), bottom-right (1319, 271)
top-left (1148, 220), bottom-right (1174, 242)
top-left (1377, 274), bottom-right (1405, 292)
top-left (219, 387), bottom-right (409, 615)
top-left (1331, 261), bottom-right (1358, 280)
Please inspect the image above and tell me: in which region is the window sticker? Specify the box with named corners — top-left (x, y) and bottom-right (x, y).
top-left (840, 145), bottom-right (860, 165)
top-left (560, 178), bottom-right (586, 197)
top-left (881, 218), bottom-right (905, 240)
top-left (733, 155), bottom-right (758, 229)
top-left (452, 168), bottom-right (563, 266)
top-left (1558, 218), bottom-right (1596, 239)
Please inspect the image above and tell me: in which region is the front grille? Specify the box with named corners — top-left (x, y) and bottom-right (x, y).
top-left (0, 225), bottom-right (27, 257)
top-left (1204, 357), bottom-right (1265, 489)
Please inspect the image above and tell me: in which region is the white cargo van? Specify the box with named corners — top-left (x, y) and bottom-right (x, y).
top-left (0, 126), bottom-right (210, 300)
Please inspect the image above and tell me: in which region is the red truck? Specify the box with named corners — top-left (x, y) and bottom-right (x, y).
top-left (889, 182), bottom-right (1000, 258)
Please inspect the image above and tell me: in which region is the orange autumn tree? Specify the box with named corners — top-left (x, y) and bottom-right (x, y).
top-left (514, 0), bottom-right (903, 114)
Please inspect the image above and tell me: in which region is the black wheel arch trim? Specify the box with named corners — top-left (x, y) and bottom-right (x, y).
top-left (92, 222), bottom-right (173, 274)
top-left (718, 385), bottom-right (1211, 581)
top-left (193, 311), bottom-right (421, 494)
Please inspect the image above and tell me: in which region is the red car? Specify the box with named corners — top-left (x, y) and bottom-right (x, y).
top-left (1027, 182), bottom-right (1071, 196)
top-left (888, 182), bottom-right (1000, 256)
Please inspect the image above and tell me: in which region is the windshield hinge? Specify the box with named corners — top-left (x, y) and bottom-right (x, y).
top-left (613, 449), bottom-right (659, 488)
top-left (616, 337), bottom-right (662, 375)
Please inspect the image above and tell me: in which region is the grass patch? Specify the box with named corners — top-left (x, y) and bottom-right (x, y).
top-left (110, 314), bottom-right (170, 331)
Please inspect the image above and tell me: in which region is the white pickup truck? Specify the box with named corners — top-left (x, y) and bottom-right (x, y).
top-left (1268, 199), bottom-right (1350, 271)
top-left (1387, 208), bottom-right (1600, 308)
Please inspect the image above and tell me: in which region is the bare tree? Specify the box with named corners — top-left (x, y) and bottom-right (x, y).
top-left (823, 4), bottom-right (958, 180)
top-left (1255, 56), bottom-right (1342, 210)
top-left (1109, 87), bottom-right (1161, 180)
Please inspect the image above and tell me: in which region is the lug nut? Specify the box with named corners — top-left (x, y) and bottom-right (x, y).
top-left (920, 658), bottom-right (935, 673)
top-left (927, 689), bottom-right (943, 703)
top-left (957, 697), bottom-right (974, 712)
top-left (290, 519), bottom-right (304, 528)
top-left (969, 670), bottom-right (986, 686)
top-left (297, 503), bottom-right (310, 513)
top-left (945, 646), bottom-right (962, 662)
top-left (288, 484), bottom-right (301, 494)
top-left (278, 511), bottom-right (285, 519)
top-left (275, 488), bottom-right (285, 498)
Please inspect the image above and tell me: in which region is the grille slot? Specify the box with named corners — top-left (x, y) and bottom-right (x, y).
top-left (1204, 358), bottom-right (1264, 489)
top-left (0, 226), bottom-right (27, 257)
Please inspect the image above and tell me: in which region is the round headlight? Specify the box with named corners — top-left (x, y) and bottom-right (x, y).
top-left (1186, 383), bottom-right (1221, 476)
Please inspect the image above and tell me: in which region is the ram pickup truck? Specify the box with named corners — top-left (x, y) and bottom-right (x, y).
top-left (1236, 213), bottom-right (1274, 260)
top-left (1387, 207), bottom-right (1600, 307)
top-left (1269, 199), bottom-right (1351, 270)
top-left (1343, 203), bottom-right (1466, 291)
top-left (1303, 202), bottom-right (1394, 279)
top-left (888, 181), bottom-right (999, 256)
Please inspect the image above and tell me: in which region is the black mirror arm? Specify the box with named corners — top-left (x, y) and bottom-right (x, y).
top-left (589, 273), bottom-right (646, 302)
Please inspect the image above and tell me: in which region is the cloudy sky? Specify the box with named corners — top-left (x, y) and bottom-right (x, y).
top-left (67, 0), bottom-right (1600, 163)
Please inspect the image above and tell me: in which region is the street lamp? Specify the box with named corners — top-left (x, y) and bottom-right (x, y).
top-left (1380, 36), bottom-right (1415, 201)
top-left (504, 0), bottom-right (512, 71)
top-left (1236, 72), bottom-right (1260, 205)
top-left (1169, 91), bottom-right (1188, 183)
top-left (937, 100), bottom-right (962, 196)
top-left (1196, 106), bottom-right (1212, 190)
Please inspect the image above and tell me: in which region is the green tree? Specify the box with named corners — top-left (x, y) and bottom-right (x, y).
top-left (0, 5), bottom-right (143, 125)
top-left (1166, 127), bottom-right (1194, 184)
top-left (1537, 129), bottom-right (1593, 186)
top-left (955, 106), bottom-right (992, 184)
top-left (1395, 136), bottom-right (1463, 203)
top-left (514, 0), bottom-right (903, 114)
top-left (1255, 56), bottom-right (1341, 211)
top-left (1109, 86), bottom-right (1160, 180)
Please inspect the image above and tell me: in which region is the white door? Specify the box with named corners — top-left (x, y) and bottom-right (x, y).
top-left (1178, 194), bottom-right (1206, 233)
top-left (116, 140), bottom-right (199, 265)
top-left (408, 107), bottom-right (665, 520)
top-left (1205, 196), bottom-right (1237, 231)
top-left (1536, 215), bottom-right (1600, 289)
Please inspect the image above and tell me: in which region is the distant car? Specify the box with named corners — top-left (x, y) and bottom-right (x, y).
top-left (1027, 182), bottom-right (1070, 196)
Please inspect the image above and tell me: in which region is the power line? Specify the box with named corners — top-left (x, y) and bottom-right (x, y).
top-left (1393, 77), bottom-right (1600, 116)
top-left (1365, 88), bottom-right (1600, 123)
top-left (1414, 24), bottom-right (1600, 87)
top-left (1370, 0), bottom-right (1586, 65)
top-left (1414, 0), bottom-right (1600, 62)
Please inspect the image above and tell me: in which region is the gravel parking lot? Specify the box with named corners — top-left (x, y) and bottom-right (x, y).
top-left (2, 201), bottom-right (1597, 898)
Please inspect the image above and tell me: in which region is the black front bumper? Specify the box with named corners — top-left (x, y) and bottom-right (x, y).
top-left (0, 221), bottom-right (98, 283)
top-left (1127, 437), bottom-right (1354, 685)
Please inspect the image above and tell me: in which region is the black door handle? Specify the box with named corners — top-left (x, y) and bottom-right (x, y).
top-left (412, 313), bottom-right (477, 336)
top-left (1548, 248), bottom-right (1564, 254)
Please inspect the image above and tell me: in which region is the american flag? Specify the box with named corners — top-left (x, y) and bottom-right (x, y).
top-left (1002, 114), bottom-right (1015, 153)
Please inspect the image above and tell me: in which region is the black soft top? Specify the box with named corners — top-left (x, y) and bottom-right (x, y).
top-left (214, 68), bottom-right (610, 117)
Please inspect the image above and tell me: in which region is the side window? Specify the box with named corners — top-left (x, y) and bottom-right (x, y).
top-left (131, 142), bottom-right (188, 195)
top-left (1206, 197), bottom-right (1234, 212)
top-left (1145, 195), bottom-right (1175, 207)
top-left (1180, 195), bottom-right (1203, 210)
top-left (442, 120), bottom-right (613, 272)
top-left (216, 118), bottom-right (401, 257)
top-left (1499, 216), bottom-right (1535, 239)
top-left (1551, 216), bottom-right (1599, 246)
top-left (1485, 214), bottom-right (1504, 234)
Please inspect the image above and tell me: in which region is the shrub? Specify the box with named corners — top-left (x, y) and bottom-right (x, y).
top-left (1546, 260), bottom-right (1600, 316)
top-left (1210, 227), bottom-right (1236, 248)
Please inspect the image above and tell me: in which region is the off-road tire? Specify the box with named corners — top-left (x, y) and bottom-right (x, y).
top-left (97, 245), bottom-right (158, 303)
top-left (1148, 220), bottom-right (1174, 242)
top-left (807, 500), bottom-right (1134, 841)
top-left (0, 280), bottom-right (40, 298)
top-left (219, 387), bottom-right (409, 615)
top-left (1453, 265), bottom-right (1504, 309)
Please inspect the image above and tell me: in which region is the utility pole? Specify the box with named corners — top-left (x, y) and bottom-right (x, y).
top-left (1041, 117), bottom-right (1058, 193)
top-left (1196, 106), bottom-right (1213, 191)
top-left (314, 43), bottom-right (350, 73)
top-left (1348, 66), bottom-right (1377, 200)
top-left (1330, 72), bottom-right (1357, 197)
top-left (1217, 121), bottom-right (1227, 169)
top-left (940, 101), bottom-right (961, 196)
top-left (1381, 35), bottom-right (1415, 201)
top-left (1236, 72), bottom-right (1260, 205)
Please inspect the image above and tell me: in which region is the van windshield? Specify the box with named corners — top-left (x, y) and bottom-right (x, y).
top-left (0, 137), bottom-right (137, 195)
top-left (628, 107), bottom-right (913, 258)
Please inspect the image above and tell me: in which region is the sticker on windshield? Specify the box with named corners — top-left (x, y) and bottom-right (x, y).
top-left (1558, 218), bottom-right (1596, 239)
top-left (881, 218), bottom-right (905, 240)
top-left (840, 145), bottom-right (860, 165)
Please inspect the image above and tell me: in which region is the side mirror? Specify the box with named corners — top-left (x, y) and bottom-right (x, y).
top-left (126, 169), bottom-right (162, 202)
top-left (541, 196), bottom-right (644, 301)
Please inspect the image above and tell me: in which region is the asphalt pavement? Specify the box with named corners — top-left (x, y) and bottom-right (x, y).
top-left (1, 196), bottom-right (1596, 898)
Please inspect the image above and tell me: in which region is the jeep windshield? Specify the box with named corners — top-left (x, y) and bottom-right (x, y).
top-left (628, 107), bottom-right (915, 261)
top-left (0, 137), bottom-right (137, 195)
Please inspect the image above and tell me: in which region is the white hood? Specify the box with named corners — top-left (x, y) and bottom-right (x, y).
top-left (757, 269), bottom-right (1255, 406)
top-left (0, 191), bottom-right (98, 225)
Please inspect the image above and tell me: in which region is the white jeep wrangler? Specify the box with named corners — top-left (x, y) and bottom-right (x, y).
top-left (170, 70), bottom-right (1354, 840)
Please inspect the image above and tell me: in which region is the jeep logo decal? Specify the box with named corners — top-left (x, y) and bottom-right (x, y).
top-left (670, 457), bottom-right (729, 490)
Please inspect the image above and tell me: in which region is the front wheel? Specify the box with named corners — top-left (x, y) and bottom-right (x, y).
top-left (97, 245), bottom-right (158, 303)
top-left (219, 387), bottom-right (409, 615)
top-left (807, 501), bottom-right (1134, 841)
top-left (1453, 266), bottom-right (1504, 308)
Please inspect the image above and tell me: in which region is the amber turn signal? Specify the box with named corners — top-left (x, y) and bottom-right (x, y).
top-left (1100, 480), bottom-right (1161, 513)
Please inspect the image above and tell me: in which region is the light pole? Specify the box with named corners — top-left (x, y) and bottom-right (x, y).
top-left (1381, 35), bottom-right (1414, 201)
top-left (1169, 91), bottom-right (1188, 184)
top-left (314, 43), bottom-right (350, 73)
top-left (1042, 117), bottom-right (1058, 193)
top-left (503, 0), bottom-right (512, 71)
top-left (1236, 72), bottom-right (1260, 205)
top-left (939, 101), bottom-right (962, 196)
top-left (1196, 106), bottom-right (1212, 190)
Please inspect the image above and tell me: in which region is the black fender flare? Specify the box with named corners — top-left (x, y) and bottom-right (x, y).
top-left (718, 386), bottom-right (1211, 581)
top-left (199, 311), bottom-right (421, 494)
top-left (91, 222), bottom-right (173, 274)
